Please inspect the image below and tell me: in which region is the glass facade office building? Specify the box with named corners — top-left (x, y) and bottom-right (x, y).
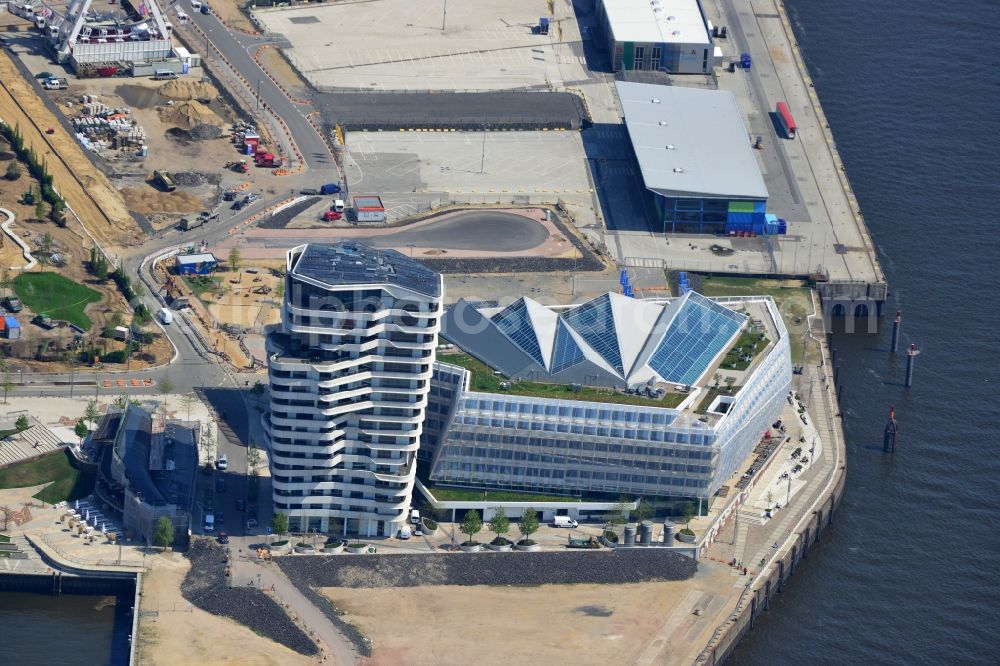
top-left (424, 297), bottom-right (792, 503)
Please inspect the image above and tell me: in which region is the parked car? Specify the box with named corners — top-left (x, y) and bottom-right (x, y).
top-left (319, 183), bottom-right (341, 195)
top-left (231, 199), bottom-right (245, 211)
top-left (216, 478), bottom-right (226, 493)
top-left (245, 517), bottom-right (258, 530)
top-left (300, 188), bottom-right (319, 196)
top-left (552, 516), bottom-right (578, 528)
top-left (216, 454), bottom-right (228, 471)
top-left (398, 525), bottom-right (411, 540)
top-left (3, 297), bottom-right (23, 313)
top-left (217, 531), bottom-right (229, 544)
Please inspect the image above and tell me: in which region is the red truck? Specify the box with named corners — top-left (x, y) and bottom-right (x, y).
top-left (254, 152), bottom-right (282, 168)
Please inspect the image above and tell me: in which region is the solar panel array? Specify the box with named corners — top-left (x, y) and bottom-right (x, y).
top-left (550, 319), bottom-right (586, 374)
top-left (491, 300), bottom-right (545, 367)
top-left (647, 292), bottom-right (746, 385)
top-left (562, 294), bottom-right (625, 374)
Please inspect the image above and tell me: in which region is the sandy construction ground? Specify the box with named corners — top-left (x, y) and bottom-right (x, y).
top-left (322, 563), bottom-right (739, 666)
top-left (138, 557), bottom-right (318, 666)
top-left (0, 50), bottom-right (138, 250)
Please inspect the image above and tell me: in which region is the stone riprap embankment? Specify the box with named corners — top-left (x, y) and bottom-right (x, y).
top-left (277, 548), bottom-right (697, 589)
top-left (181, 540), bottom-right (319, 656)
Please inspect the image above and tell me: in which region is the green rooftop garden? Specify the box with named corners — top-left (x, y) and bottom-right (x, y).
top-left (437, 353), bottom-right (688, 408)
top-left (688, 275), bottom-right (813, 363)
top-left (719, 329), bottom-right (769, 371)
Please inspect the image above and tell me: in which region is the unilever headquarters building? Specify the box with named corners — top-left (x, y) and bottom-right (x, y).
top-left (265, 243), bottom-right (792, 537)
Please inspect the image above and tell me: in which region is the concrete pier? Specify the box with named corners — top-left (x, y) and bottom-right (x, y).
top-left (611, 0), bottom-right (887, 317)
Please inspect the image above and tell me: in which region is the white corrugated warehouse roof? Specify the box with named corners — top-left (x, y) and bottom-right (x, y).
top-left (176, 253), bottom-right (217, 264)
top-left (601, 0), bottom-right (711, 46)
top-left (616, 81), bottom-right (769, 200)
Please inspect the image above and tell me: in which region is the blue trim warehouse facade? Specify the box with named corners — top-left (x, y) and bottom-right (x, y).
top-left (656, 196), bottom-right (786, 235)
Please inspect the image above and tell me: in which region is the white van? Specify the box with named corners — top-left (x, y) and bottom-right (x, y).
top-left (216, 454), bottom-right (228, 471)
top-left (190, 0), bottom-right (202, 9)
top-left (158, 307), bottom-right (173, 324)
top-left (332, 199), bottom-right (345, 213)
top-left (204, 513), bottom-right (215, 533)
top-left (153, 69), bottom-right (178, 80)
top-left (409, 509), bottom-right (420, 525)
top-left (176, 10), bottom-right (188, 23)
top-left (552, 516), bottom-right (578, 528)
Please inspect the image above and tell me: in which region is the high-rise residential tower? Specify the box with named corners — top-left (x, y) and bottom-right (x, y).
top-left (264, 242), bottom-right (443, 537)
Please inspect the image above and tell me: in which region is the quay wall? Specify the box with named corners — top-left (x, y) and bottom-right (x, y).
top-left (695, 465), bottom-right (846, 665)
top-left (695, 290), bottom-right (848, 664)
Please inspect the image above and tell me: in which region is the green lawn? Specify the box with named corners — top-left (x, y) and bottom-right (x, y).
top-left (688, 275), bottom-right (814, 364)
top-left (12, 272), bottom-right (102, 330)
top-left (425, 485), bottom-right (581, 503)
top-left (719, 330), bottom-right (769, 372)
top-left (0, 450), bottom-right (94, 504)
top-left (437, 353), bottom-right (688, 408)
top-left (183, 275), bottom-right (222, 299)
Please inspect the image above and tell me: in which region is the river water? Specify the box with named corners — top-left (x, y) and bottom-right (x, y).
top-left (0, 591), bottom-right (130, 665)
top-left (731, 0), bottom-right (1000, 663)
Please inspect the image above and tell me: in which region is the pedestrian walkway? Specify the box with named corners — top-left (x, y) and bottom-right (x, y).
top-left (231, 557), bottom-right (359, 665)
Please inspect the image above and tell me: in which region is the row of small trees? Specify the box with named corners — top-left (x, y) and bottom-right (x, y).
top-left (458, 506), bottom-right (541, 547)
top-left (0, 121), bottom-right (68, 225)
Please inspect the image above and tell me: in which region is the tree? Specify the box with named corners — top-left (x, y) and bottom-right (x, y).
top-left (15, 414), bottom-right (29, 432)
top-left (488, 507), bottom-right (510, 545)
top-left (605, 494), bottom-right (631, 534)
top-left (518, 507), bottom-right (539, 545)
top-left (153, 516), bottom-right (174, 549)
top-left (0, 361), bottom-right (13, 404)
top-left (679, 503), bottom-right (696, 537)
top-left (35, 200), bottom-right (46, 221)
top-left (250, 381), bottom-right (266, 409)
top-left (74, 418), bottom-right (89, 444)
top-left (634, 498), bottom-right (655, 523)
top-left (84, 400), bottom-right (100, 430)
top-left (227, 247), bottom-right (241, 272)
top-left (5, 161), bottom-right (21, 181)
top-left (460, 509), bottom-right (482, 545)
top-left (39, 232), bottom-right (54, 255)
top-left (94, 256), bottom-right (109, 281)
top-left (724, 376), bottom-right (736, 394)
top-left (200, 422), bottom-right (215, 467)
top-left (0, 268), bottom-right (10, 298)
top-left (180, 392), bottom-right (196, 421)
top-left (247, 441), bottom-right (261, 474)
top-left (270, 512), bottom-right (289, 537)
